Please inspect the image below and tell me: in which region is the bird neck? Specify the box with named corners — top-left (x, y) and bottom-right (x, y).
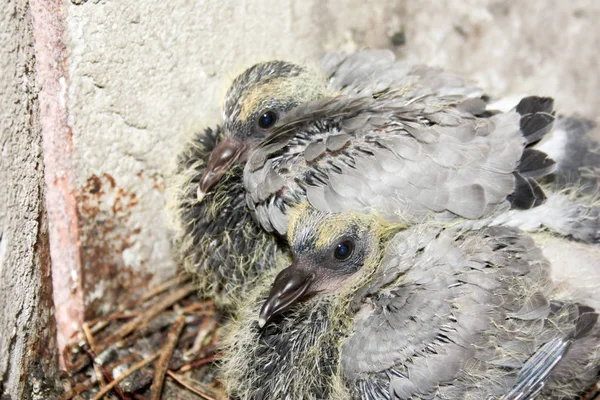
top-left (223, 289), bottom-right (356, 399)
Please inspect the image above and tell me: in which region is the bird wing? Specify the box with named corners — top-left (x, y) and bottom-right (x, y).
top-left (537, 116), bottom-right (600, 194)
top-left (321, 49), bottom-right (482, 100)
top-left (245, 92), bottom-right (555, 235)
top-left (339, 225), bottom-right (598, 399)
top-left (500, 306), bottom-right (598, 400)
top-left (500, 338), bottom-right (572, 400)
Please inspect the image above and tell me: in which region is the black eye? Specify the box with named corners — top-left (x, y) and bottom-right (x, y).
top-left (258, 110), bottom-right (277, 129)
top-left (334, 240), bottom-right (354, 260)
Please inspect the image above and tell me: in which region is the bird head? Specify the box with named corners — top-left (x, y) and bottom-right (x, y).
top-left (258, 204), bottom-right (399, 327)
top-left (198, 61), bottom-right (328, 196)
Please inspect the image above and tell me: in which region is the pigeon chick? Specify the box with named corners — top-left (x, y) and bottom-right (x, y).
top-left (223, 204), bottom-right (600, 399)
top-left (169, 125), bottom-right (286, 305)
top-left (199, 50), bottom-right (485, 196)
top-left (195, 50), bottom-right (598, 242)
top-left (199, 50), bottom-right (485, 211)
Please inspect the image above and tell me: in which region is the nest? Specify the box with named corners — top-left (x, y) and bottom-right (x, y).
top-left (60, 274), bottom-right (227, 400)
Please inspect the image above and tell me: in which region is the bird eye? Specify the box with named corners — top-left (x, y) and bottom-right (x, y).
top-left (334, 240), bottom-right (354, 260)
top-left (258, 110), bottom-right (277, 129)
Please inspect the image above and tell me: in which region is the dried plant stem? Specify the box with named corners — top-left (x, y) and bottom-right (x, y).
top-left (100, 283), bottom-right (196, 349)
top-left (167, 370), bottom-right (226, 400)
top-left (92, 351), bottom-right (160, 400)
top-left (150, 314), bottom-right (186, 400)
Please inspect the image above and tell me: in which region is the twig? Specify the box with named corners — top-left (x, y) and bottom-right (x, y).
top-left (187, 316), bottom-right (217, 356)
top-left (87, 311), bottom-right (140, 327)
top-left (82, 323), bottom-right (107, 389)
top-left (99, 283), bottom-right (196, 349)
top-left (92, 351), bottom-right (160, 400)
top-left (181, 300), bottom-right (214, 314)
top-left (177, 353), bottom-right (222, 374)
top-left (150, 314), bottom-right (186, 400)
top-left (140, 275), bottom-right (191, 303)
top-left (89, 320), bottom-right (110, 336)
top-left (166, 371), bottom-right (226, 400)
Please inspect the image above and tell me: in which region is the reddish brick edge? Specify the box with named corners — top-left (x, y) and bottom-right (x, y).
top-left (30, 0), bottom-right (84, 366)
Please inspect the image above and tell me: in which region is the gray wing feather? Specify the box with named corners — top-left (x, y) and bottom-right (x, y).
top-left (501, 337), bottom-right (571, 400)
top-left (304, 141), bottom-right (327, 162)
top-left (536, 116), bottom-right (600, 194)
top-left (341, 225), bottom-right (599, 399)
top-left (245, 98), bottom-right (530, 234)
top-left (246, 50), bottom-right (558, 236)
top-left (322, 49), bottom-right (482, 99)
top-left (501, 307), bottom-right (598, 400)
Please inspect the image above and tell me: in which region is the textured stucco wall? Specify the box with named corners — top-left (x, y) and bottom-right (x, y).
top-left (0, 1), bottom-right (60, 399)
top-left (396, 0), bottom-right (600, 118)
top-left (57, 0), bottom-right (600, 350)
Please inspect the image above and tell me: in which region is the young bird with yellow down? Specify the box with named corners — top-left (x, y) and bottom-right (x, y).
top-left (170, 61), bottom-right (328, 304)
top-left (223, 204), bottom-right (600, 400)
top-left (199, 50), bottom-right (599, 243)
top-left (169, 125), bottom-right (285, 305)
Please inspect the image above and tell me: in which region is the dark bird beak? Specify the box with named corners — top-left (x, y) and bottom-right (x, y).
top-left (258, 265), bottom-right (315, 328)
top-left (197, 137), bottom-right (247, 199)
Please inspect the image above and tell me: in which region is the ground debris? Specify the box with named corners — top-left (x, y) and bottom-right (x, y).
top-left (61, 274), bottom-right (227, 400)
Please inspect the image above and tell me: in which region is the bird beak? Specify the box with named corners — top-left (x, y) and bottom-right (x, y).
top-left (258, 265), bottom-right (316, 328)
top-left (198, 137), bottom-right (247, 198)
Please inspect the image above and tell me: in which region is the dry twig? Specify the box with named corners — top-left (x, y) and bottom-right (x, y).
top-left (82, 323), bottom-right (107, 390)
top-left (187, 315), bottom-right (218, 356)
top-left (63, 275), bottom-right (224, 399)
top-left (167, 371), bottom-right (226, 400)
top-left (99, 283), bottom-right (196, 350)
top-left (150, 314), bottom-right (187, 400)
top-left (92, 351), bottom-right (160, 400)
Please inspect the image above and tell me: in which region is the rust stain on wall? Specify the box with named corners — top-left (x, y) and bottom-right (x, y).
top-left (76, 173), bottom-right (152, 320)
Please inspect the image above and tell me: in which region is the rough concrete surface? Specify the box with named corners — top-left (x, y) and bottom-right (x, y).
top-left (398, 0), bottom-right (600, 118)
top-left (61, 0), bottom-right (600, 331)
top-left (0, 1), bottom-right (60, 399)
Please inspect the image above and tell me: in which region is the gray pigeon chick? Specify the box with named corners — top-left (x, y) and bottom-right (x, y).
top-left (196, 50), bottom-right (599, 243)
top-left (222, 204), bottom-right (600, 400)
top-left (198, 50), bottom-right (485, 195)
top-left (244, 86), bottom-right (599, 243)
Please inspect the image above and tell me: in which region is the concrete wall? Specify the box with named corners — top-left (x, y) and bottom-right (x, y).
top-left (1, 1), bottom-right (599, 394)
top-left (0, 1), bottom-right (60, 399)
